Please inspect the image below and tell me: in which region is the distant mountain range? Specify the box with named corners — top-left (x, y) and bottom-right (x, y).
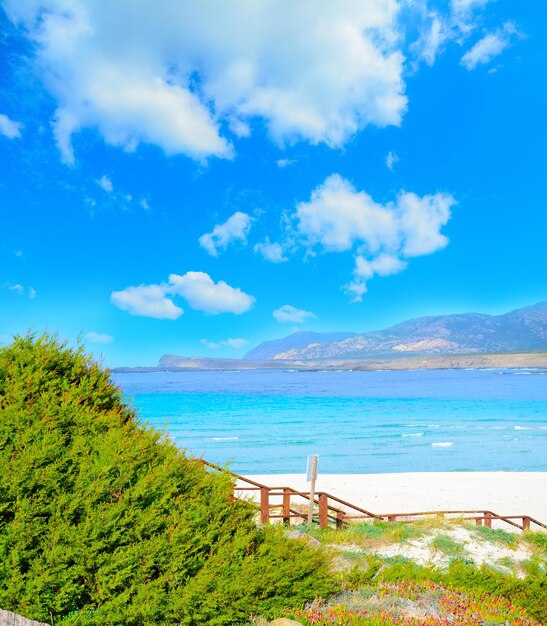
top-left (136, 301), bottom-right (547, 373)
top-left (244, 331), bottom-right (357, 360)
top-left (244, 301), bottom-right (547, 361)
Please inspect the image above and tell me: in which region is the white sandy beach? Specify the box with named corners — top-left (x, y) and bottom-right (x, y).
top-left (241, 472), bottom-right (547, 525)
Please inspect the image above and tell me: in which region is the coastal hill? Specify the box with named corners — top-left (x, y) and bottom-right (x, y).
top-left (137, 301), bottom-right (547, 372)
top-left (246, 301), bottom-right (547, 361)
top-left (244, 331), bottom-right (357, 360)
top-left (153, 351), bottom-right (547, 372)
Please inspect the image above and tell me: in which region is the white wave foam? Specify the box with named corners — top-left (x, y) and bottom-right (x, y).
top-left (402, 432), bottom-right (424, 437)
top-left (210, 436), bottom-right (240, 441)
top-left (432, 442), bottom-right (454, 447)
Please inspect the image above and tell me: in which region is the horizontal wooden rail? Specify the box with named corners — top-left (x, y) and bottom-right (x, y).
top-left (200, 459), bottom-right (546, 532)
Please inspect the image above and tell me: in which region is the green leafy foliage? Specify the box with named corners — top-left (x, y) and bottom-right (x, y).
top-left (0, 335), bottom-right (335, 625)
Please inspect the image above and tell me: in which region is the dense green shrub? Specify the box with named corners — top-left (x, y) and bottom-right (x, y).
top-left (0, 335), bottom-right (335, 625)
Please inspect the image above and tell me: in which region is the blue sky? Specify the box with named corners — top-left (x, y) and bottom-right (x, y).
top-left (1, 0), bottom-right (546, 367)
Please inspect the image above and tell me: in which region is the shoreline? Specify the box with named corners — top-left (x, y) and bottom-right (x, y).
top-left (113, 351), bottom-right (547, 372)
top-left (242, 472), bottom-right (547, 523)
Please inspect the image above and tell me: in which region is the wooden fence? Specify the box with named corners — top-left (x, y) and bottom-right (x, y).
top-left (0, 610), bottom-right (49, 626)
top-left (202, 460), bottom-right (547, 532)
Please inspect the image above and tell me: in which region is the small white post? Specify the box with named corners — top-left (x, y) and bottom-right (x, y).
top-left (306, 455), bottom-right (318, 525)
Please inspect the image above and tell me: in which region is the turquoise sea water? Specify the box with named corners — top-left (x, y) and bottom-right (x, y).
top-left (112, 369), bottom-right (547, 474)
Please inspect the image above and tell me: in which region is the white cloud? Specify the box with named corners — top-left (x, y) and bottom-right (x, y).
top-left (411, 13), bottom-right (450, 67)
top-left (398, 191), bottom-right (454, 257)
top-left (386, 151), bottom-right (399, 171)
top-left (450, 0), bottom-right (493, 36)
top-left (91, 176), bottom-right (139, 210)
top-left (199, 211), bottom-right (253, 256)
top-left (0, 113), bottom-right (23, 139)
top-left (295, 174), bottom-right (399, 253)
top-left (112, 271), bottom-right (254, 318)
top-left (111, 284), bottom-right (183, 320)
top-left (3, 283), bottom-right (36, 298)
top-left (356, 253), bottom-right (408, 279)
top-left (273, 304), bottom-right (316, 324)
top-left (223, 337), bottom-right (248, 349)
top-left (293, 174), bottom-right (455, 300)
top-left (410, 1), bottom-right (504, 68)
top-left (254, 239), bottom-right (288, 263)
top-left (451, 0), bottom-right (492, 17)
top-left (200, 339), bottom-right (220, 350)
top-left (295, 175), bottom-right (454, 258)
top-left (168, 272), bottom-right (255, 314)
top-left (5, 0), bottom-right (407, 161)
top-left (344, 253), bottom-right (408, 302)
top-left (461, 23), bottom-right (517, 70)
top-left (85, 331), bottom-right (114, 344)
top-left (140, 198), bottom-right (150, 210)
top-left (97, 175), bottom-right (113, 193)
top-left (344, 279), bottom-right (368, 302)
top-left (276, 158), bottom-right (296, 168)
top-left (201, 337), bottom-right (248, 350)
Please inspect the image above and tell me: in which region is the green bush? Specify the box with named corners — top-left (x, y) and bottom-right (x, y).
top-left (0, 335), bottom-right (335, 625)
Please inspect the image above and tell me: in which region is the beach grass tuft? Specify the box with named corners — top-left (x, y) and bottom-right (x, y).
top-left (430, 533), bottom-right (467, 559)
top-left (470, 524), bottom-right (520, 548)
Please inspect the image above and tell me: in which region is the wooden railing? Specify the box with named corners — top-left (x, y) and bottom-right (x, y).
top-left (0, 608), bottom-right (50, 626)
top-left (201, 461), bottom-right (547, 532)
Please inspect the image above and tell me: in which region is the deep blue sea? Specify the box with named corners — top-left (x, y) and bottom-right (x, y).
top-left (112, 368), bottom-right (547, 474)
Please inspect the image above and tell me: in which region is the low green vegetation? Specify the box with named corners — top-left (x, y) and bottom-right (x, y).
top-left (288, 579), bottom-right (544, 625)
top-left (0, 335), bottom-right (335, 625)
top-left (469, 523), bottom-right (520, 548)
top-left (430, 533), bottom-right (466, 559)
top-left (273, 555), bottom-right (547, 624)
top-left (307, 519), bottom-right (425, 547)
top-left (524, 531), bottom-right (547, 554)
top-left (293, 519), bottom-right (547, 623)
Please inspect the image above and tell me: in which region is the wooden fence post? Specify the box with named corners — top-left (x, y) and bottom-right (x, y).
top-left (319, 493), bottom-right (328, 529)
top-left (336, 510), bottom-right (345, 528)
top-left (283, 488), bottom-right (291, 525)
top-left (523, 516), bottom-right (531, 531)
top-left (307, 455), bottom-right (318, 525)
top-left (260, 487), bottom-right (270, 524)
top-left (484, 512), bottom-right (492, 528)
